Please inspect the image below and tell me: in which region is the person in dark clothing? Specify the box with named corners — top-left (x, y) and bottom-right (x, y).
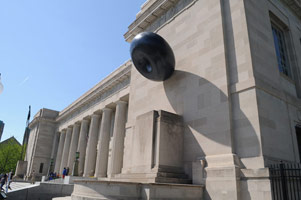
top-left (7, 169), bottom-right (13, 190)
top-left (62, 168), bottom-right (67, 179)
top-left (66, 167), bottom-right (69, 176)
top-left (0, 174), bottom-right (7, 191)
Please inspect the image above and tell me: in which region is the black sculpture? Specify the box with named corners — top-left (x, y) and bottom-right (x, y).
top-left (130, 32), bottom-right (175, 81)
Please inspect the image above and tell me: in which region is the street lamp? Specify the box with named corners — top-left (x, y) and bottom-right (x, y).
top-left (0, 73), bottom-right (3, 94)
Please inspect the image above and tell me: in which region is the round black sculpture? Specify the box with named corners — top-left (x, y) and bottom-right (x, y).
top-left (130, 32), bottom-right (175, 81)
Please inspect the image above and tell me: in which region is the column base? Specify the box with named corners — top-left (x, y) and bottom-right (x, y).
top-left (203, 154), bottom-right (240, 200)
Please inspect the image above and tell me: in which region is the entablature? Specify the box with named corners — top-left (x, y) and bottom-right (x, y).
top-left (56, 61), bottom-right (132, 125)
top-left (281, 0), bottom-right (301, 18)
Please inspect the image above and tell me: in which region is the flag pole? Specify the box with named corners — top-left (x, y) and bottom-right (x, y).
top-left (20, 105), bottom-right (31, 160)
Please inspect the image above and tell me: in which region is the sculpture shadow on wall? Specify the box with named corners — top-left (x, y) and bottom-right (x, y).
top-left (163, 70), bottom-right (260, 168)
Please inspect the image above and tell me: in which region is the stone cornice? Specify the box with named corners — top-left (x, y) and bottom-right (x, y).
top-left (124, 0), bottom-right (300, 43)
top-left (56, 61), bottom-right (132, 123)
top-left (124, 0), bottom-right (180, 42)
top-left (281, 0), bottom-right (301, 18)
top-left (29, 117), bottom-right (57, 129)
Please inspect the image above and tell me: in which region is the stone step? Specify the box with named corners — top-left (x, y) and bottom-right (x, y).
top-left (113, 172), bottom-right (192, 184)
top-left (157, 172), bottom-right (189, 179)
top-left (52, 196), bottom-right (71, 200)
top-left (47, 178), bottom-right (64, 184)
top-left (115, 172), bottom-right (188, 179)
top-left (72, 179), bottom-right (204, 200)
top-left (7, 181), bottom-right (40, 193)
top-left (155, 177), bottom-right (192, 184)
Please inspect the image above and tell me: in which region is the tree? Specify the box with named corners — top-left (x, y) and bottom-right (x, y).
top-left (0, 137), bottom-right (22, 174)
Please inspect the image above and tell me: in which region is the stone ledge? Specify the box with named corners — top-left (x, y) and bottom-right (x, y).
top-left (281, 0), bottom-right (301, 18)
top-left (240, 168), bottom-right (270, 180)
top-left (124, 0), bottom-right (180, 42)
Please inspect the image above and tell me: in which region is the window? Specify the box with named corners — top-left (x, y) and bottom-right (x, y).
top-left (39, 163), bottom-right (44, 173)
top-left (295, 126), bottom-right (301, 162)
top-left (271, 23), bottom-right (291, 77)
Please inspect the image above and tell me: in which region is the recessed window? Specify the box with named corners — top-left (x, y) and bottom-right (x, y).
top-left (271, 23), bottom-right (291, 77)
top-left (296, 126), bottom-right (301, 162)
top-left (39, 163), bottom-right (44, 173)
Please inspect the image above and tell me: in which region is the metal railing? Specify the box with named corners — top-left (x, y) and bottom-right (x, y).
top-left (269, 162), bottom-right (301, 200)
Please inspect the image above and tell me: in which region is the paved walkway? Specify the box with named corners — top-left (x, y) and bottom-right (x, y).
top-left (6, 181), bottom-right (40, 193)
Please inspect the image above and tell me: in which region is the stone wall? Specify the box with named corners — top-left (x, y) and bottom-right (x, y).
top-left (123, 0), bottom-right (300, 199)
top-left (26, 109), bottom-right (58, 179)
top-left (7, 183), bottom-right (73, 200)
top-left (245, 0), bottom-right (301, 164)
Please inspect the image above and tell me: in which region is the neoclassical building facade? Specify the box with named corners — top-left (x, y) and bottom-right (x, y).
top-left (23, 0), bottom-right (301, 199)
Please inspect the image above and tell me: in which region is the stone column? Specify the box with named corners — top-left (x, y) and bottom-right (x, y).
top-left (60, 127), bottom-right (73, 174)
top-left (77, 119), bottom-right (89, 176)
top-left (94, 108), bottom-right (112, 177)
top-left (83, 114), bottom-right (101, 177)
top-left (108, 101), bottom-right (127, 177)
top-left (67, 123), bottom-right (80, 170)
top-left (49, 131), bottom-right (59, 174)
top-left (54, 130), bottom-right (66, 174)
top-left (50, 132), bottom-right (60, 161)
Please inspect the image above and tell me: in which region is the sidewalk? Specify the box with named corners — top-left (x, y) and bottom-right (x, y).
top-left (6, 181), bottom-right (40, 193)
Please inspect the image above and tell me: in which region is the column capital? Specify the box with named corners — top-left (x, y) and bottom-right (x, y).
top-left (81, 119), bottom-right (90, 123)
top-left (115, 100), bottom-right (127, 106)
top-left (67, 127), bottom-right (73, 132)
top-left (73, 123), bottom-right (80, 129)
top-left (102, 107), bottom-right (112, 113)
top-left (91, 113), bottom-right (101, 118)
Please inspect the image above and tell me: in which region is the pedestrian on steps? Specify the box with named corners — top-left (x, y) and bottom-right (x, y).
top-left (62, 168), bottom-right (67, 179)
top-left (31, 170), bottom-right (36, 184)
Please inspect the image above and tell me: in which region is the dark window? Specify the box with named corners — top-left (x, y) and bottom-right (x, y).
top-left (271, 24), bottom-right (291, 77)
top-left (295, 126), bottom-right (301, 162)
top-left (39, 163), bottom-right (44, 173)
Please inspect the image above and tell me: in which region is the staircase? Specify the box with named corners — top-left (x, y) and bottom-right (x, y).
top-left (113, 171), bottom-right (192, 184)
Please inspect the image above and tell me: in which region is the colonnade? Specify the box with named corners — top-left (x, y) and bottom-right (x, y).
top-left (53, 100), bottom-right (127, 178)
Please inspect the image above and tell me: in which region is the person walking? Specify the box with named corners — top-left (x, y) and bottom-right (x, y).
top-left (5, 170), bottom-right (13, 192)
top-left (62, 168), bottom-right (67, 179)
top-left (0, 173), bottom-right (7, 191)
top-left (31, 170), bottom-right (36, 184)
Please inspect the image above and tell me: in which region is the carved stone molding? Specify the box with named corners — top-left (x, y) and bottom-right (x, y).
top-left (56, 62), bottom-right (131, 126)
top-left (281, 0), bottom-right (301, 18)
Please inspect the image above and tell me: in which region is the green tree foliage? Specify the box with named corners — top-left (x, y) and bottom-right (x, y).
top-left (0, 137), bottom-right (22, 174)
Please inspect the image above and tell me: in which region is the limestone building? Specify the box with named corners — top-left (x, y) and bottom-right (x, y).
top-left (23, 0), bottom-right (301, 199)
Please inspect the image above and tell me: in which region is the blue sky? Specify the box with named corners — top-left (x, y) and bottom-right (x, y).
top-left (0, 0), bottom-right (146, 143)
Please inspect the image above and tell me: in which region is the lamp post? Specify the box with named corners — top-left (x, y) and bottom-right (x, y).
top-left (0, 73), bottom-right (3, 94)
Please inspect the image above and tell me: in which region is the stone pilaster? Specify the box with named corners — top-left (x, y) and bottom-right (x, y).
top-left (108, 101), bottom-right (127, 177)
top-left (49, 131), bottom-right (59, 173)
top-left (94, 108), bottom-right (112, 177)
top-left (50, 132), bottom-right (60, 160)
top-left (83, 114), bottom-right (101, 177)
top-left (67, 123), bottom-right (80, 171)
top-left (54, 130), bottom-right (66, 174)
top-left (60, 127), bottom-right (73, 174)
top-left (77, 119), bottom-right (89, 176)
